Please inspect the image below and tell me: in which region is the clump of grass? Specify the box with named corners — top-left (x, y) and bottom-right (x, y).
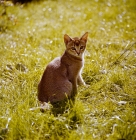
top-left (0, 0), bottom-right (136, 140)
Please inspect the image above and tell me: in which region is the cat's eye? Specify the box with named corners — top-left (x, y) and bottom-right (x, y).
top-left (71, 47), bottom-right (76, 50)
top-left (80, 46), bottom-right (84, 50)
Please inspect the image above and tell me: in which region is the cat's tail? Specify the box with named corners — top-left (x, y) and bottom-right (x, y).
top-left (29, 102), bottom-right (52, 112)
top-left (39, 102), bottom-right (52, 112)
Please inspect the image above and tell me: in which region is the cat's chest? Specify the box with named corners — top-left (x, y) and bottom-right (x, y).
top-left (66, 61), bottom-right (83, 77)
top-left (60, 53), bottom-right (84, 78)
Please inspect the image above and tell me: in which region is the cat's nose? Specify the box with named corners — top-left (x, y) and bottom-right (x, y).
top-left (75, 49), bottom-right (80, 55)
top-left (77, 52), bottom-right (80, 55)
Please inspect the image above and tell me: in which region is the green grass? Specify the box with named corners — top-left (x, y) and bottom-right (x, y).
top-left (0, 0), bottom-right (136, 139)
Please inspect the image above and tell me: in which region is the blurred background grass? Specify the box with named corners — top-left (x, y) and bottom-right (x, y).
top-left (0, 0), bottom-right (136, 139)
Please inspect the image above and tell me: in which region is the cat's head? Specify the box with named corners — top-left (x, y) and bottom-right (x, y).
top-left (64, 32), bottom-right (88, 58)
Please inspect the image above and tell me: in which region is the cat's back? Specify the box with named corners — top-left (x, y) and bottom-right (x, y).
top-left (40, 56), bottom-right (65, 81)
top-left (46, 57), bottom-right (61, 69)
top-left (45, 57), bottom-right (67, 76)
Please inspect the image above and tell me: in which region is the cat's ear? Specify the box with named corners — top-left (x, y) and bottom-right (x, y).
top-left (80, 32), bottom-right (88, 43)
top-left (64, 34), bottom-right (72, 46)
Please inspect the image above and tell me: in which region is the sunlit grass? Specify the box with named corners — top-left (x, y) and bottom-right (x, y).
top-left (0, 0), bottom-right (136, 139)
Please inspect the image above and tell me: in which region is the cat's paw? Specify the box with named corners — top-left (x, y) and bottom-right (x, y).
top-left (79, 82), bottom-right (89, 88)
top-left (84, 84), bottom-right (90, 88)
top-left (79, 81), bottom-right (89, 87)
top-left (81, 83), bottom-right (89, 88)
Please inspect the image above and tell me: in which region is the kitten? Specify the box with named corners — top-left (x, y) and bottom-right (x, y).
top-left (38, 32), bottom-right (88, 104)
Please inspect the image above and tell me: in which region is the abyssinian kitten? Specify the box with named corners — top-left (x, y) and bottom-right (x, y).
top-left (38, 32), bottom-right (88, 105)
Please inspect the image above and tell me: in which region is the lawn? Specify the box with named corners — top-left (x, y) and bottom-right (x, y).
top-left (0, 0), bottom-right (136, 139)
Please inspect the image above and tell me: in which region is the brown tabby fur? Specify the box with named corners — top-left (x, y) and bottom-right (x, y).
top-left (38, 32), bottom-right (88, 104)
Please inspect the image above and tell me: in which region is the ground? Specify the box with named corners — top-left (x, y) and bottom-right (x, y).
top-left (0, 0), bottom-right (136, 139)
